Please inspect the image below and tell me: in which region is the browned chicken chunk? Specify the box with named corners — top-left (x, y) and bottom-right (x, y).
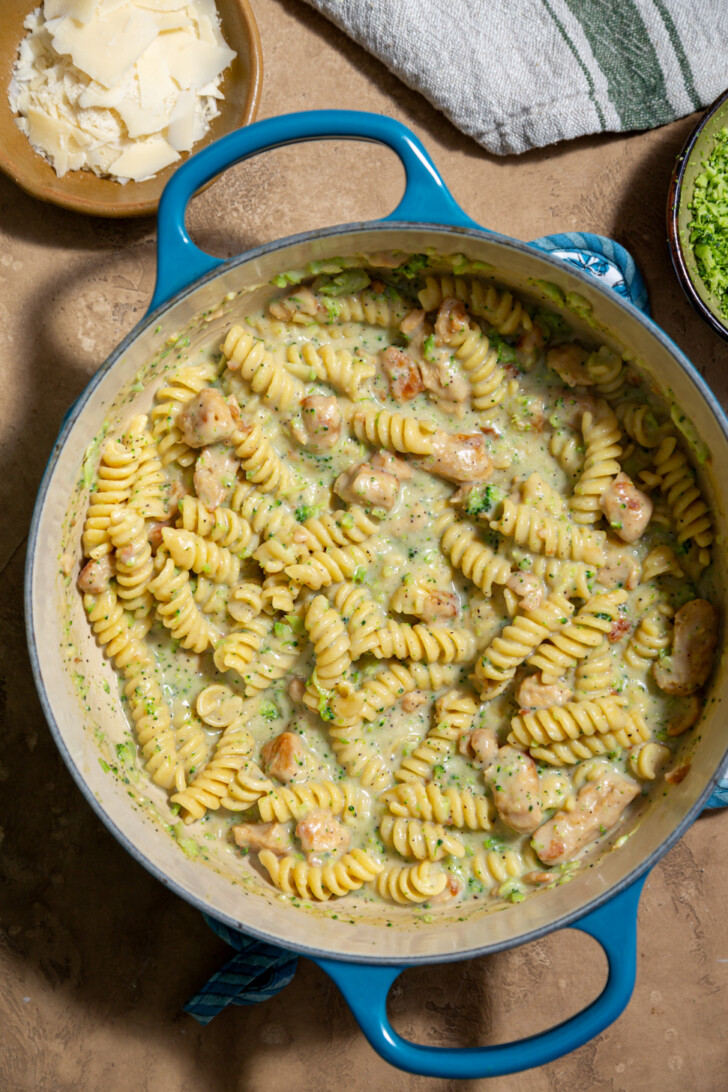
top-left (370, 450), bottom-right (412, 481)
top-left (599, 472), bottom-right (653, 543)
top-left (77, 554), bottom-right (113, 594)
top-left (546, 344), bottom-right (592, 387)
top-left (177, 388), bottom-right (237, 447)
top-left (460, 726), bottom-right (498, 765)
top-left (300, 395), bottom-right (342, 450)
top-left (419, 430), bottom-right (493, 483)
top-left (516, 675), bottom-right (573, 711)
top-left (334, 460), bottom-right (400, 510)
top-left (434, 298), bottom-right (468, 341)
top-left (506, 572), bottom-right (544, 612)
top-left (532, 767), bottom-right (639, 865)
top-left (193, 445), bottom-right (239, 509)
top-left (260, 732), bottom-right (311, 783)
top-left (295, 808), bottom-right (350, 857)
top-left (233, 822), bottom-right (292, 856)
top-left (483, 746), bottom-right (543, 832)
top-left (653, 599), bottom-right (718, 696)
top-left (381, 346), bottom-right (424, 402)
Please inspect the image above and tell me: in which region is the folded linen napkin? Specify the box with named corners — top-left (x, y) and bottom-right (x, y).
top-left (302, 0), bottom-right (728, 154)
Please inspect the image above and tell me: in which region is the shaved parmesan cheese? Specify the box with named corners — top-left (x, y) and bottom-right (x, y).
top-left (9, 1), bottom-right (236, 183)
top-left (111, 137), bottom-right (179, 180)
top-left (44, 0), bottom-right (97, 22)
top-left (51, 9), bottom-right (160, 88)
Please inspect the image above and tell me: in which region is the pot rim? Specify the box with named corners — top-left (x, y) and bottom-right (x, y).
top-left (25, 218), bottom-right (728, 964)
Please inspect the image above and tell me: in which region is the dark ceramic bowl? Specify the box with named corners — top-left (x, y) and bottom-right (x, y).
top-left (668, 88), bottom-right (728, 343)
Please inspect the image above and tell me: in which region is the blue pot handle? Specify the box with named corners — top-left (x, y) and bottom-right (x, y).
top-left (529, 232), bottom-right (650, 316)
top-left (150, 110), bottom-right (480, 312)
top-left (314, 874), bottom-right (645, 1079)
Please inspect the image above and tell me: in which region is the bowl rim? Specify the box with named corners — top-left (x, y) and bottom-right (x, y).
top-left (25, 220), bottom-right (728, 962)
top-left (667, 85), bottom-right (728, 343)
top-left (0, 0), bottom-right (263, 218)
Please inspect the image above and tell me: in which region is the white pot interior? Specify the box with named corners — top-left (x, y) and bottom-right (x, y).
top-left (28, 225), bottom-right (728, 963)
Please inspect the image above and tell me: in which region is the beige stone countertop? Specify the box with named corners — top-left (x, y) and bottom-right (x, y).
top-left (2, 1), bottom-right (728, 1089)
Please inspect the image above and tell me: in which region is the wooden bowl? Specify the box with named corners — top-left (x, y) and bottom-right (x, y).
top-left (0, 0), bottom-right (262, 218)
top-left (667, 87), bottom-right (728, 343)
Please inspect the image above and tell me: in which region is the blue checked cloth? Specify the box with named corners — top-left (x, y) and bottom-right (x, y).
top-left (183, 915), bottom-right (298, 1025)
top-left (184, 234), bottom-right (727, 1022)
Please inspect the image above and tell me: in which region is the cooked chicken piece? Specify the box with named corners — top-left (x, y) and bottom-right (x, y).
top-left (287, 677), bottom-right (306, 703)
top-left (522, 870), bottom-right (554, 886)
top-left (400, 308), bottom-right (426, 341)
top-left (653, 599), bottom-right (718, 696)
top-left (368, 252), bottom-right (404, 269)
top-left (148, 507), bottom-right (181, 549)
top-left (295, 808), bottom-right (350, 857)
top-left (516, 675), bottom-right (572, 711)
top-left (434, 297), bottom-right (468, 341)
top-left (418, 430), bottom-right (493, 483)
top-left (419, 356), bottom-right (470, 411)
top-left (177, 388), bottom-right (237, 448)
top-left (260, 731), bottom-right (312, 783)
top-left (401, 690), bottom-right (428, 713)
top-left (483, 746), bottom-right (543, 832)
top-left (233, 822), bottom-right (293, 856)
top-left (268, 285), bottom-right (321, 322)
top-left (334, 460), bottom-right (400, 510)
top-left (430, 874), bottom-right (463, 903)
top-left (599, 472), bottom-right (653, 543)
top-left (381, 346), bottom-right (424, 402)
top-left (546, 344), bottom-right (592, 387)
top-left (77, 554), bottom-right (114, 594)
top-left (532, 767), bottom-right (640, 865)
top-left (607, 616), bottom-right (630, 643)
top-left (460, 726), bottom-right (498, 765)
top-left (548, 389), bottom-right (598, 430)
top-left (667, 695), bottom-right (702, 737)
top-left (392, 578), bottom-right (459, 623)
top-left (506, 572), bottom-right (544, 612)
top-left (193, 445), bottom-right (239, 510)
top-left (370, 450), bottom-right (412, 481)
top-left (597, 551), bottom-right (641, 591)
top-left (300, 395), bottom-right (342, 450)
top-left (516, 323), bottom-right (545, 368)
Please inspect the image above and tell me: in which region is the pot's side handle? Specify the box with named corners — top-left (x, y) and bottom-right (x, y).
top-left (314, 874), bottom-right (646, 1080)
top-left (150, 110), bottom-right (481, 312)
top-left (528, 232), bottom-right (650, 315)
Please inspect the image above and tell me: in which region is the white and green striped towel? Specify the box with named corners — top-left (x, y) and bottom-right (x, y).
top-left (303, 0), bottom-right (728, 154)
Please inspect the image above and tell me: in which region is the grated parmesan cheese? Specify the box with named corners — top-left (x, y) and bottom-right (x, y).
top-left (9, 0), bottom-right (236, 183)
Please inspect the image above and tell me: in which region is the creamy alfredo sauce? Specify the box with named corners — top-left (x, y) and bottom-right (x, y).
top-left (73, 255), bottom-right (718, 913)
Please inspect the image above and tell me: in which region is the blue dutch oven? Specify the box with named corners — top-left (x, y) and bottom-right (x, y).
top-left (26, 111), bottom-right (728, 1079)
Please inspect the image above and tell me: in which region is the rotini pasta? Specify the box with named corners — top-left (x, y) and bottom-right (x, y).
top-left (436, 511), bottom-right (511, 595)
top-left (394, 689), bottom-right (476, 782)
top-left (379, 815), bottom-right (465, 861)
top-left (508, 695), bottom-right (628, 749)
top-left (654, 436), bottom-right (713, 566)
top-left (528, 589), bottom-right (627, 681)
top-left (417, 275), bottom-right (531, 335)
top-left (569, 403), bottom-right (622, 525)
top-left (492, 499), bottom-right (607, 564)
top-left (222, 325), bottom-right (303, 412)
top-left (349, 405), bottom-right (437, 455)
top-left (76, 257), bottom-right (717, 914)
top-left (259, 847), bottom-right (384, 901)
top-left (286, 342), bottom-right (376, 399)
top-left (373, 861), bottom-right (448, 904)
top-left (474, 592), bottom-right (575, 692)
top-left (383, 781), bottom-right (494, 830)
